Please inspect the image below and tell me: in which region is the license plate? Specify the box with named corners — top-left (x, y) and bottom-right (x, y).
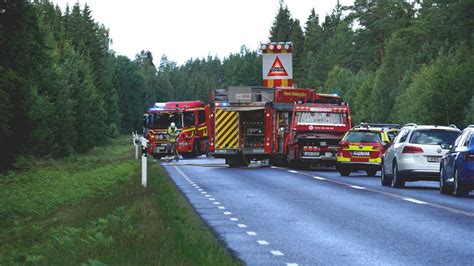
top-left (304, 152), bottom-right (319, 156)
top-left (427, 156), bottom-right (441, 163)
top-left (325, 152), bottom-right (333, 157)
top-left (353, 151), bottom-right (370, 156)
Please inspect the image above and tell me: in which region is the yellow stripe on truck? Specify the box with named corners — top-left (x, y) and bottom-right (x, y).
top-left (215, 110), bottom-right (239, 149)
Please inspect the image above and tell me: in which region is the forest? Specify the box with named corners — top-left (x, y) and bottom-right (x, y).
top-left (1, 0), bottom-right (473, 169)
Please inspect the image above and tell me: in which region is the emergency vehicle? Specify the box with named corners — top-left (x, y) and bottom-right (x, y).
top-left (209, 86), bottom-right (352, 168)
top-left (336, 123), bottom-right (400, 176)
top-left (286, 94), bottom-right (352, 169)
top-left (143, 101), bottom-right (210, 159)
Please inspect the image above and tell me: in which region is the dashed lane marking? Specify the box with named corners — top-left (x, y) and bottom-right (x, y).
top-left (218, 206), bottom-right (226, 210)
top-left (287, 263), bottom-right (299, 266)
top-left (288, 170), bottom-right (299, 174)
top-left (313, 176), bottom-right (326, 180)
top-left (213, 202), bottom-right (220, 205)
top-left (205, 195), bottom-right (211, 197)
top-left (270, 250), bottom-right (284, 256)
top-left (224, 211), bottom-right (232, 215)
top-left (350, 185), bottom-right (366, 190)
top-left (247, 231), bottom-right (257, 236)
top-left (257, 240), bottom-right (269, 245)
top-left (237, 224), bottom-right (247, 228)
top-left (403, 198), bottom-right (427, 204)
top-left (230, 218), bottom-right (239, 221)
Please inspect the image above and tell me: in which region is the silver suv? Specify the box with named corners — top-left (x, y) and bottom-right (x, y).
top-left (381, 124), bottom-right (460, 188)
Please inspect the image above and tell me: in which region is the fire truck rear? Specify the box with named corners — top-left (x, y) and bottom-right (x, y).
top-left (286, 94), bottom-right (352, 169)
top-left (143, 101), bottom-right (210, 159)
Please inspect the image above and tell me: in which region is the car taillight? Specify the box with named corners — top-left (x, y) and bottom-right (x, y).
top-left (303, 146), bottom-right (309, 151)
top-left (402, 145), bottom-right (424, 153)
top-left (464, 153), bottom-right (474, 160)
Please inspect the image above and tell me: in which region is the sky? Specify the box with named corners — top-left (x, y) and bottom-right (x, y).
top-left (53, 0), bottom-right (354, 65)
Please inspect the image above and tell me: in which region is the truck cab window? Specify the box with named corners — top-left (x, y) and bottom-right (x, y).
top-left (183, 112), bottom-right (195, 127)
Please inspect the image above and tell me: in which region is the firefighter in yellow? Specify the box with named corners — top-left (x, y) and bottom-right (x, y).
top-left (167, 122), bottom-right (179, 162)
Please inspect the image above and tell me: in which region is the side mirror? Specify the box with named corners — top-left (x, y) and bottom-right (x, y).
top-left (381, 141), bottom-right (391, 149)
top-left (440, 143), bottom-right (452, 150)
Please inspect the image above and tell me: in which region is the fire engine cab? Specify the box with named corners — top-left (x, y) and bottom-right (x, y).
top-left (143, 101), bottom-right (210, 159)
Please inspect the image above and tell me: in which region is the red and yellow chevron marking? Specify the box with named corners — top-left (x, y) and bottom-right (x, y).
top-left (263, 79), bottom-right (293, 88)
top-left (215, 109), bottom-right (239, 149)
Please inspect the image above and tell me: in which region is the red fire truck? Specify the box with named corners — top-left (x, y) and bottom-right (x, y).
top-left (286, 94), bottom-right (352, 169)
top-left (209, 86), bottom-right (352, 168)
top-left (143, 101), bottom-right (210, 159)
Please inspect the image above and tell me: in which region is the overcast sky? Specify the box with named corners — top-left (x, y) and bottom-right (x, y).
top-left (53, 0), bottom-right (354, 65)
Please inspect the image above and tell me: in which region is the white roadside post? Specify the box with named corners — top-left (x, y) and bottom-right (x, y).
top-left (132, 131), bottom-right (140, 160)
top-left (140, 136), bottom-right (149, 188)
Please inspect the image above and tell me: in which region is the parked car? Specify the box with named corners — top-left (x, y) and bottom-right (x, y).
top-left (336, 123), bottom-right (400, 176)
top-left (381, 123), bottom-right (460, 188)
top-left (439, 125), bottom-right (474, 197)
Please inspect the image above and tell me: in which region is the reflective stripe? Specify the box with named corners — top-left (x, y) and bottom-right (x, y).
top-left (215, 109), bottom-right (239, 148)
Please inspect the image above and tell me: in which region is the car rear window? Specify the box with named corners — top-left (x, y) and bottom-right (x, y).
top-left (409, 130), bottom-right (459, 145)
top-left (345, 131), bottom-right (381, 142)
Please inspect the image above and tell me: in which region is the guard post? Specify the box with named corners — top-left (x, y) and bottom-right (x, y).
top-left (140, 136), bottom-right (148, 188)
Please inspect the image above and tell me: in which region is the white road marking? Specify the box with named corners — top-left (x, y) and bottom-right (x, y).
top-left (204, 195), bottom-right (211, 197)
top-left (246, 231), bottom-right (257, 236)
top-left (257, 240), bottom-right (269, 245)
top-left (213, 202), bottom-right (220, 205)
top-left (223, 211), bottom-right (232, 215)
top-left (287, 263), bottom-right (299, 266)
top-left (403, 198), bottom-right (427, 204)
top-left (237, 224), bottom-right (247, 228)
top-left (230, 218), bottom-right (239, 221)
top-left (313, 176), bottom-right (326, 180)
top-left (201, 191), bottom-right (207, 194)
top-left (270, 250), bottom-right (284, 256)
top-left (350, 185), bottom-right (366, 190)
top-left (209, 198), bottom-right (215, 201)
top-left (198, 189), bottom-right (203, 191)
top-left (288, 170), bottom-right (299, 174)
top-left (218, 206), bottom-right (226, 210)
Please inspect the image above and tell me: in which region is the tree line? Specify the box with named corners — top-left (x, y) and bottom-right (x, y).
top-left (1, 0), bottom-right (473, 170)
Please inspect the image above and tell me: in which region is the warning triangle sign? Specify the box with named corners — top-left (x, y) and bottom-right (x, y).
top-left (267, 57), bottom-right (288, 77)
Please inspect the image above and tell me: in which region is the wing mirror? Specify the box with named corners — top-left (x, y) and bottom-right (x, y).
top-left (381, 141), bottom-right (391, 149)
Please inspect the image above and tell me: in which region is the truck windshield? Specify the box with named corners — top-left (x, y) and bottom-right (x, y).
top-left (296, 112), bottom-right (346, 126)
top-left (147, 113), bottom-right (183, 129)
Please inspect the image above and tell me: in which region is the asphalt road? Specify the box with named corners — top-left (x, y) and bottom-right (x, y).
top-left (160, 156), bottom-right (474, 266)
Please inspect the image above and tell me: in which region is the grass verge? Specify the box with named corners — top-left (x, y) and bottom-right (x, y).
top-left (0, 136), bottom-right (240, 265)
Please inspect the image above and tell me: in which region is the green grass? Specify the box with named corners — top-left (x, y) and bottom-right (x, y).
top-left (0, 136), bottom-right (240, 265)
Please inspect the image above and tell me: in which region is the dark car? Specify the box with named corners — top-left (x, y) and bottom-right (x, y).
top-left (440, 126), bottom-right (474, 197)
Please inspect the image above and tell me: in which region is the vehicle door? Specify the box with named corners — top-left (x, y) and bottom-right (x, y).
top-left (445, 131), bottom-right (468, 178)
top-left (384, 128), bottom-right (409, 175)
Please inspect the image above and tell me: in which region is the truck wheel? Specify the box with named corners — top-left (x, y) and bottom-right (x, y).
top-left (339, 169), bottom-right (351, 176)
top-left (366, 170), bottom-right (377, 177)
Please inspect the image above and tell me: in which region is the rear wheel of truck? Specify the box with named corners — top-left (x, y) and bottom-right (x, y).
top-left (339, 169), bottom-right (351, 176)
top-left (226, 157), bottom-right (247, 168)
top-left (366, 170), bottom-right (377, 177)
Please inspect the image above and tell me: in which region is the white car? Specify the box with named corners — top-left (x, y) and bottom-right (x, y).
top-left (381, 124), bottom-right (460, 188)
